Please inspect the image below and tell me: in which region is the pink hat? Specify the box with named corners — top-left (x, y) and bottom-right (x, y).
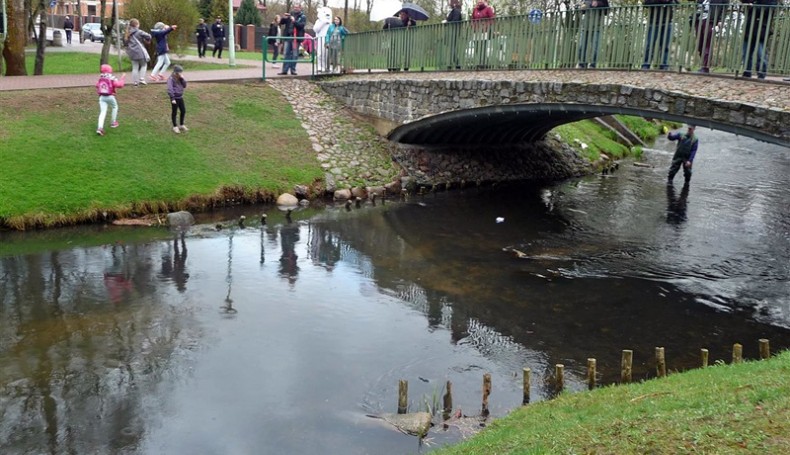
top-left (100, 64), bottom-right (113, 73)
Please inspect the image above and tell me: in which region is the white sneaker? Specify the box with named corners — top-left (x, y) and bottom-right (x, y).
top-left (179, 125), bottom-right (189, 132)
top-left (172, 126), bottom-right (180, 134)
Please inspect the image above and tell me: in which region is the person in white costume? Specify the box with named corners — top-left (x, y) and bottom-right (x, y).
top-left (313, 4), bottom-right (333, 72)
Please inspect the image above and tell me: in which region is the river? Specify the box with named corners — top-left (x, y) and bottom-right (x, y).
top-left (1, 128), bottom-right (788, 454)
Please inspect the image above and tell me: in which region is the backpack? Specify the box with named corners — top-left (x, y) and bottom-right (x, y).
top-left (96, 77), bottom-right (113, 96)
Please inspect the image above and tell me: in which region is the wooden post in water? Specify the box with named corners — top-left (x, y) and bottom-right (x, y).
top-left (398, 380), bottom-right (408, 414)
top-left (522, 368), bottom-right (531, 405)
top-left (587, 358), bottom-right (596, 390)
top-left (732, 343), bottom-right (743, 364)
top-left (443, 380), bottom-right (453, 418)
top-left (621, 350), bottom-right (633, 383)
top-left (482, 373), bottom-right (492, 416)
top-left (656, 347), bottom-right (666, 378)
top-left (759, 339), bottom-right (770, 360)
top-left (701, 348), bottom-right (709, 368)
top-left (555, 364), bottom-right (565, 394)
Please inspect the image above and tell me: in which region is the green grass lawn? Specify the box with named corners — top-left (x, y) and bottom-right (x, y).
top-left (437, 351), bottom-right (790, 454)
top-left (0, 83), bottom-right (322, 230)
top-left (22, 50), bottom-right (245, 75)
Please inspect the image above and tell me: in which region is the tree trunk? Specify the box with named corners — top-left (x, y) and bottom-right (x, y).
top-left (34, 0), bottom-right (47, 75)
top-left (2, 0), bottom-right (28, 75)
top-left (99, 0), bottom-right (117, 65)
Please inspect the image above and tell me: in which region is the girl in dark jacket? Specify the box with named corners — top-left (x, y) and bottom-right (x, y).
top-left (167, 65), bottom-right (188, 133)
top-left (151, 22), bottom-right (178, 81)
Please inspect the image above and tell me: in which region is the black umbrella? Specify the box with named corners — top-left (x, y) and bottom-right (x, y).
top-left (397, 2), bottom-right (430, 21)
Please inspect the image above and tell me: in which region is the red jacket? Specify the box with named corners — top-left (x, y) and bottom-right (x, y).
top-left (472, 4), bottom-right (495, 31)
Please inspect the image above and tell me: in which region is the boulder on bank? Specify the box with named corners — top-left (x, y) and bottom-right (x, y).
top-left (334, 188), bottom-right (352, 200)
top-left (166, 211), bottom-right (195, 231)
top-left (277, 193), bottom-right (299, 207)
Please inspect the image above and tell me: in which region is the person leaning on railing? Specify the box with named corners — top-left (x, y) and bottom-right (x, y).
top-left (641, 0), bottom-right (677, 70)
top-left (471, 0), bottom-right (496, 69)
top-left (444, 0), bottom-right (464, 70)
top-left (577, 0), bottom-right (610, 69)
top-left (740, 0), bottom-right (777, 79)
top-left (692, 0), bottom-right (729, 73)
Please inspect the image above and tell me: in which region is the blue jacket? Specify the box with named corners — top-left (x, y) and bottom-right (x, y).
top-left (151, 27), bottom-right (174, 55)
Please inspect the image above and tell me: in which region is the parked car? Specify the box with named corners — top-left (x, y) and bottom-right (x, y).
top-left (82, 23), bottom-right (104, 42)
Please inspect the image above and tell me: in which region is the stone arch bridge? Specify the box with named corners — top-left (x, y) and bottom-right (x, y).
top-left (318, 70), bottom-right (790, 148)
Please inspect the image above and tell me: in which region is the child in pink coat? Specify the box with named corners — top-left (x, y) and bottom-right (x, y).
top-left (96, 64), bottom-right (125, 136)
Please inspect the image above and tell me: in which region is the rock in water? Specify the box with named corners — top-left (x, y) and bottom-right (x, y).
top-left (166, 211), bottom-right (195, 232)
top-left (378, 412), bottom-right (432, 436)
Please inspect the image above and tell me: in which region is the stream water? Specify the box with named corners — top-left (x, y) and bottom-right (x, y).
top-left (1, 128), bottom-right (789, 454)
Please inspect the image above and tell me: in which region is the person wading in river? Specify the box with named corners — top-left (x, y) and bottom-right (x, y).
top-left (667, 125), bottom-right (698, 185)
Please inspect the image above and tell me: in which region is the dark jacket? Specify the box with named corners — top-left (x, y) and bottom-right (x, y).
top-left (644, 0), bottom-right (676, 22)
top-left (383, 17), bottom-right (404, 29)
top-left (742, 0), bottom-right (777, 41)
top-left (446, 7), bottom-right (463, 22)
top-left (167, 75), bottom-right (187, 101)
top-left (282, 11), bottom-right (306, 42)
top-left (195, 23), bottom-right (209, 40)
top-left (580, 0), bottom-right (610, 15)
top-left (63, 18), bottom-right (74, 30)
top-left (268, 22), bottom-right (280, 38)
top-left (151, 27), bottom-right (174, 55)
top-left (668, 132), bottom-right (699, 161)
top-left (211, 21), bottom-right (225, 40)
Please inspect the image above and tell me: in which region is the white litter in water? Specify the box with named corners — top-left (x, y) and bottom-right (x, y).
top-left (495, 217), bottom-right (505, 223)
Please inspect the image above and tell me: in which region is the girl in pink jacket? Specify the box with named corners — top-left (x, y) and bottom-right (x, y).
top-left (96, 64), bottom-right (125, 136)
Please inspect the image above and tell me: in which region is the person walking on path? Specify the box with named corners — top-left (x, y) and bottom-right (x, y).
top-left (667, 125), bottom-right (699, 184)
top-left (150, 22), bottom-right (177, 81)
top-left (167, 65), bottom-right (188, 134)
top-left (96, 64), bottom-right (125, 136)
top-left (124, 19), bottom-right (152, 87)
top-left (278, 4), bottom-right (306, 76)
top-left (211, 17), bottom-right (226, 59)
top-left (63, 16), bottom-right (74, 45)
top-left (641, 0), bottom-right (676, 70)
top-left (268, 16), bottom-right (282, 66)
top-left (195, 18), bottom-right (210, 58)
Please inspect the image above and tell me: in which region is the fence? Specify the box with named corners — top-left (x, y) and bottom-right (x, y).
top-left (342, 4), bottom-right (790, 77)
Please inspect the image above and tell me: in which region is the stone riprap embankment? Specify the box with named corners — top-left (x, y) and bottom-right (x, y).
top-left (267, 78), bottom-right (403, 198)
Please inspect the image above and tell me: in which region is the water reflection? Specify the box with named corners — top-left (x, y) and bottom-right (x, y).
top-left (665, 182), bottom-right (690, 225)
top-left (1, 129), bottom-right (789, 454)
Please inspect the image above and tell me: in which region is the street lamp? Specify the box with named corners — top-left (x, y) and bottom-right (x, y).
top-left (228, 0), bottom-right (236, 67)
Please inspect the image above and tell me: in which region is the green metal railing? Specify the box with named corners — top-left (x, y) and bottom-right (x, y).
top-left (342, 4), bottom-right (790, 77)
top-left (261, 35), bottom-right (316, 80)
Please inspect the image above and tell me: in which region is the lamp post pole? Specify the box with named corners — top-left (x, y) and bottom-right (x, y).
top-left (228, 0), bottom-right (236, 67)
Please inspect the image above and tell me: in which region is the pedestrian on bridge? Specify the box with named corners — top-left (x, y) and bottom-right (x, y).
top-left (577, 0), bottom-right (609, 69)
top-left (693, 0), bottom-right (729, 74)
top-left (740, 0), bottom-right (776, 79)
top-left (667, 125), bottom-right (698, 185)
top-left (641, 0), bottom-right (676, 70)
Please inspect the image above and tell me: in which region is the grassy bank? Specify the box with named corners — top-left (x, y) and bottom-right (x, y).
top-left (23, 51), bottom-right (240, 75)
top-left (0, 83), bottom-right (322, 230)
top-left (438, 351), bottom-right (790, 454)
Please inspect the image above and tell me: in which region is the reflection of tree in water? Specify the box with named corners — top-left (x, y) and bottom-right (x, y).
top-left (308, 224), bottom-right (342, 271)
top-left (279, 221), bottom-right (300, 286)
top-left (159, 236), bottom-right (190, 292)
top-left (0, 244), bottom-right (198, 454)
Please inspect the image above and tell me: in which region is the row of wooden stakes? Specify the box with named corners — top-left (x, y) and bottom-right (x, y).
top-left (396, 339), bottom-right (773, 416)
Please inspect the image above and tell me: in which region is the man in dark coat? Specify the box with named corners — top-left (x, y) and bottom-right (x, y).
top-left (445, 0), bottom-right (463, 69)
top-left (667, 125), bottom-right (699, 184)
top-left (195, 18), bottom-right (210, 58)
top-left (211, 16), bottom-right (226, 58)
top-left (278, 4), bottom-right (306, 75)
top-left (63, 16), bottom-right (74, 45)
